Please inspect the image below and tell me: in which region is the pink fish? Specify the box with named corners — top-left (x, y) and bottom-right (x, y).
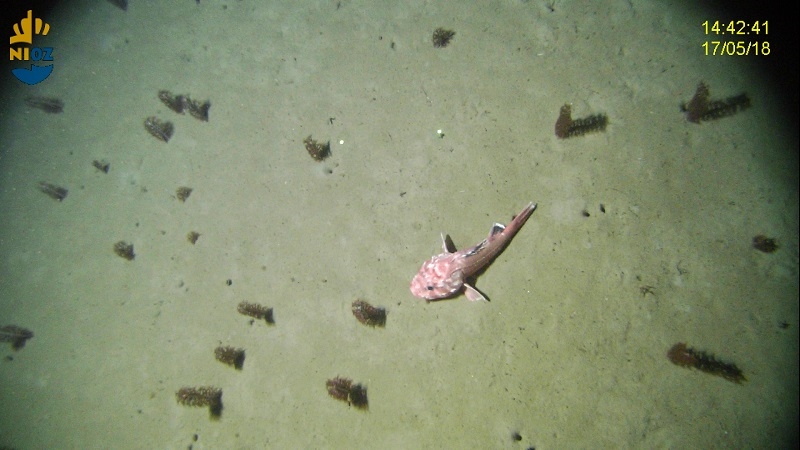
top-left (410, 202), bottom-right (537, 302)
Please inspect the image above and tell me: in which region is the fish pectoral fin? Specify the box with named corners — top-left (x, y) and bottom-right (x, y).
top-left (441, 233), bottom-right (457, 253)
top-left (463, 283), bottom-right (488, 302)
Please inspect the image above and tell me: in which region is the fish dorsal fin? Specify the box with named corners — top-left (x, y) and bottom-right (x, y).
top-left (488, 223), bottom-right (505, 238)
top-left (441, 233), bottom-right (457, 253)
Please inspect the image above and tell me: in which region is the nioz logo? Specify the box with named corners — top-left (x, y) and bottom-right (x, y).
top-left (9, 10), bottom-right (54, 85)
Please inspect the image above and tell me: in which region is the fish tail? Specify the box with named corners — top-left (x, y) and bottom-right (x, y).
top-left (506, 202), bottom-right (537, 235)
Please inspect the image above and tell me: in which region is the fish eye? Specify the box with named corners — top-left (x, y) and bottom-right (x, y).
top-left (426, 286), bottom-right (434, 291)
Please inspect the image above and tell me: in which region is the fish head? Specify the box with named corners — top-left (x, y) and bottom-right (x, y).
top-left (410, 253), bottom-right (464, 300)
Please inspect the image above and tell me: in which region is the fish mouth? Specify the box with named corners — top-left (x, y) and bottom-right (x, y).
top-left (410, 276), bottom-right (437, 299)
top-left (410, 279), bottom-right (454, 300)
top-left (409, 280), bottom-right (429, 299)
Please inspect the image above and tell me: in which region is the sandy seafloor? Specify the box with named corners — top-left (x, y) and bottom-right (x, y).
top-left (0, 1), bottom-right (797, 448)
